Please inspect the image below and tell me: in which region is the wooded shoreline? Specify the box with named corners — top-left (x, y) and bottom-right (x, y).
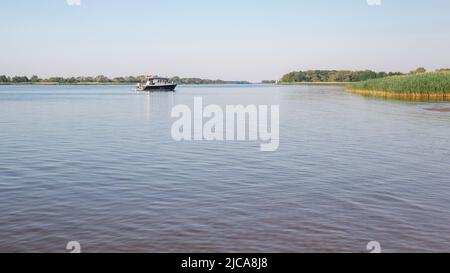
top-left (0, 75), bottom-right (251, 85)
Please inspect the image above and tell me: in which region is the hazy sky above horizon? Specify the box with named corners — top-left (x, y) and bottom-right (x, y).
top-left (1, 0), bottom-right (450, 82)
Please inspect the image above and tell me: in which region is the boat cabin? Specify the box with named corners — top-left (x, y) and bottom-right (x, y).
top-left (145, 76), bottom-right (170, 86)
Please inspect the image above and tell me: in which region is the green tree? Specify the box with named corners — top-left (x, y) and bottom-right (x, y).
top-left (0, 75), bottom-right (9, 82)
top-left (113, 77), bottom-right (126, 83)
top-left (170, 76), bottom-right (181, 83)
top-left (125, 76), bottom-right (139, 82)
top-left (47, 77), bottom-right (65, 83)
top-left (30, 75), bottom-right (40, 82)
top-left (84, 76), bottom-right (95, 82)
top-left (410, 67), bottom-right (427, 74)
top-left (94, 75), bottom-right (111, 83)
top-left (66, 77), bottom-right (78, 83)
top-left (12, 76), bottom-right (29, 83)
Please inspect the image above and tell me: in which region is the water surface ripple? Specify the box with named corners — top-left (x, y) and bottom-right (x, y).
top-left (1, 85), bottom-right (449, 252)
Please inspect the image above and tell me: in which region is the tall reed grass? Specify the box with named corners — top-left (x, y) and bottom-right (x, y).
top-left (347, 72), bottom-right (450, 100)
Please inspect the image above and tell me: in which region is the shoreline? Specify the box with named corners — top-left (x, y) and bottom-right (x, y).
top-left (278, 82), bottom-right (348, 86)
top-left (347, 89), bottom-right (450, 101)
top-left (0, 82), bottom-right (136, 86)
top-left (0, 82), bottom-right (253, 86)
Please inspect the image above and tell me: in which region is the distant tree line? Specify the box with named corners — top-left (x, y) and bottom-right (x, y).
top-left (0, 75), bottom-right (146, 83)
top-left (2, 68), bottom-right (447, 84)
top-left (0, 75), bottom-right (250, 84)
top-left (279, 67), bottom-right (445, 83)
top-left (169, 77), bottom-right (249, 84)
top-left (435, 68), bottom-right (450, 72)
top-left (261, 80), bottom-right (277, 84)
top-left (280, 70), bottom-right (403, 83)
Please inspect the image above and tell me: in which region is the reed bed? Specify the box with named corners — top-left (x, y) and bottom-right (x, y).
top-left (347, 72), bottom-right (450, 101)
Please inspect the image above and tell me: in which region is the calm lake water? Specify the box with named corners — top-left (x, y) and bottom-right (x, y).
top-left (1, 84), bottom-right (450, 253)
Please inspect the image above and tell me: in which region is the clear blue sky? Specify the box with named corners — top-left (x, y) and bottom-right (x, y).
top-left (1, 0), bottom-right (450, 81)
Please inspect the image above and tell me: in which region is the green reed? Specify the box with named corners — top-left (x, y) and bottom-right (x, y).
top-left (348, 71), bottom-right (450, 95)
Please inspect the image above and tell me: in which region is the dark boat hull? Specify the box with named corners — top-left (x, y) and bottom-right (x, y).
top-left (138, 84), bottom-right (177, 92)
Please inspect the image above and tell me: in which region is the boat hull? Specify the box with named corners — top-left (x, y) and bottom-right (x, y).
top-left (138, 84), bottom-right (177, 92)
